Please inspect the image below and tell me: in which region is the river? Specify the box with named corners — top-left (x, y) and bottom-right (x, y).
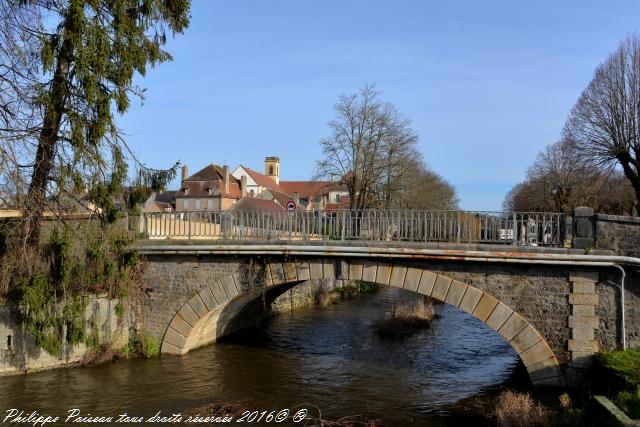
top-left (0, 287), bottom-right (527, 426)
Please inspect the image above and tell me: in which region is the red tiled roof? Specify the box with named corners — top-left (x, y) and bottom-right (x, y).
top-left (269, 189), bottom-right (292, 207)
top-left (325, 198), bottom-right (351, 211)
top-left (241, 166), bottom-right (284, 192)
top-left (145, 201), bottom-right (172, 212)
top-left (279, 181), bottom-right (346, 198)
top-left (180, 164), bottom-right (241, 199)
top-left (234, 197), bottom-right (285, 211)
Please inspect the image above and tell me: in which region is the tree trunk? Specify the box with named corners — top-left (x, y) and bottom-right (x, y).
top-left (617, 154), bottom-right (640, 211)
top-left (23, 39), bottom-right (72, 249)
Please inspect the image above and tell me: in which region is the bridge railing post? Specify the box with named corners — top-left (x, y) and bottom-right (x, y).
top-left (512, 212), bottom-right (517, 245)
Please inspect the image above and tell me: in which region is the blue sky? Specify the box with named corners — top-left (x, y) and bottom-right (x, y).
top-left (119, 1), bottom-right (640, 210)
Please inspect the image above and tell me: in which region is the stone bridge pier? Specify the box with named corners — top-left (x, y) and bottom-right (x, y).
top-left (138, 243), bottom-right (640, 388)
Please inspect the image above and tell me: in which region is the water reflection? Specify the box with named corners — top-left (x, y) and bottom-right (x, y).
top-left (0, 287), bottom-right (524, 425)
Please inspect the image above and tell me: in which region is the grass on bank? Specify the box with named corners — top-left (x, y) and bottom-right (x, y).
top-left (596, 349), bottom-right (640, 418)
top-left (82, 331), bottom-right (159, 367)
top-left (316, 281), bottom-right (380, 307)
top-left (596, 349), bottom-right (640, 385)
top-left (331, 281), bottom-right (380, 296)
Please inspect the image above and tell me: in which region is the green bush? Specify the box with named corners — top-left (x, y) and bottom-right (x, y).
top-left (122, 332), bottom-right (159, 359)
top-left (330, 281), bottom-right (379, 296)
top-left (614, 385), bottom-right (640, 419)
top-left (114, 301), bottom-right (125, 321)
top-left (356, 281), bottom-right (379, 294)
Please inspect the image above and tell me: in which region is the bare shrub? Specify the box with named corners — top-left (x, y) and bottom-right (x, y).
top-left (558, 392), bottom-right (572, 409)
top-left (493, 390), bottom-right (551, 427)
top-left (393, 299), bottom-right (435, 320)
top-left (375, 299), bottom-right (437, 338)
top-left (81, 344), bottom-right (118, 367)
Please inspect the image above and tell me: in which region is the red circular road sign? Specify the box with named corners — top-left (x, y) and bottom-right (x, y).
top-left (286, 200), bottom-right (296, 211)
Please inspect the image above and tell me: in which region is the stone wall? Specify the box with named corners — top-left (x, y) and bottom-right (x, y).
top-left (594, 213), bottom-right (640, 257)
top-left (0, 296), bottom-right (131, 376)
top-left (142, 255), bottom-right (244, 347)
top-left (270, 280), bottom-right (321, 314)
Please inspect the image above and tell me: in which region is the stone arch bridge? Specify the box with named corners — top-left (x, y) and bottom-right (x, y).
top-left (138, 241), bottom-right (640, 388)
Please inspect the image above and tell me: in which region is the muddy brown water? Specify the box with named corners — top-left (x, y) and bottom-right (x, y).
top-left (0, 287), bottom-right (529, 426)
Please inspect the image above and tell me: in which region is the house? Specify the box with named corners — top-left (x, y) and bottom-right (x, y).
top-left (175, 164), bottom-right (247, 211)
top-left (142, 191), bottom-right (176, 213)
top-left (232, 156), bottom-right (349, 210)
top-left (160, 156), bottom-right (349, 213)
top-left (279, 180), bottom-right (349, 210)
top-left (231, 158), bottom-right (284, 198)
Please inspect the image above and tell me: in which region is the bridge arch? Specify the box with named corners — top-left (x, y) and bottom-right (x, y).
top-left (159, 259), bottom-right (564, 387)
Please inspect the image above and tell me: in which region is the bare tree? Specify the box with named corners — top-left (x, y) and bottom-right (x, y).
top-left (503, 139), bottom-right (635, 214)
top-left (316, 85), bottom-right (423, 209)
top-left (0, 2), bottom-right (42, 208)
top-left (384, 150), bottom-right (458, 210)
top-left (564, 33), bottom-right (640, 209)
top-left (378, 119), bottom-right (419, 208)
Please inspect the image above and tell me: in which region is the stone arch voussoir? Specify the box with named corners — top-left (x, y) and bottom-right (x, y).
top-left (160, 259), bottom-right (565, 387)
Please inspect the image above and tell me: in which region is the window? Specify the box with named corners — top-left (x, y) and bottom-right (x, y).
top-left (207, 199), bottom-right (214, 210)
top-left (183, 199), bottom-right (189, 209)
top-left (184, 187), bottom-right (189, 195)
top-left (249, 189), bottom-right (255, 197)
top-left (195, 199), bottom-right (201, 209)
top-left (334, 194), bottom-right (341, 202)
top-left (268, 165), bottom-right (274, 175)
top-left (208, 188), bottom-right (214, 195)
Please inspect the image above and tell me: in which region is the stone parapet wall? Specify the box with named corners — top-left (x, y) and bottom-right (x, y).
top-left (594, 213), bottom-right (640, 257)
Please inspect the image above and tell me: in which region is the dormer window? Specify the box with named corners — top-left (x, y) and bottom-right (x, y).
top-left (183, 187), bottom-right (189, 195)
top-left (208, 188), bottom-right (214, 195)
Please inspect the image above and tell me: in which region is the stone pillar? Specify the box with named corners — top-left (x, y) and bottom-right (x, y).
top-left (567, 271), bottom-right (599, 385)
top-left (563, 215), bottom-right (573, 248)
top-left (572, 207), bottom-right (595, 249)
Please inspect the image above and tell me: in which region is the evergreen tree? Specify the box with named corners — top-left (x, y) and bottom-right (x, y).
top-left (0, 0), bottom-right (190, 248)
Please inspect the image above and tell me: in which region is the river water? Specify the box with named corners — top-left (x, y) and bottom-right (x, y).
top-left (0, 287), bottom-right (527, 426)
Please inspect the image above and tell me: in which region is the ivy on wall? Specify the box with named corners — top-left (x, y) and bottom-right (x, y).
top-left (15, 223), bottom-right (144, 356)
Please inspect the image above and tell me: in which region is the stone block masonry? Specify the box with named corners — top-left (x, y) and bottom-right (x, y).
top-left (566, 271), bottom-right (600, 385)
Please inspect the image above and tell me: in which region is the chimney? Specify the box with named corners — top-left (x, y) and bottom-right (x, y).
top-left (293, 192), bottom-right (300, 205)
top-left (181, 165), bottom-right (189, 182)
top-left (240, 175), bottom-right (247, 197)
top-left (223, 165), bottom-right (229, 194)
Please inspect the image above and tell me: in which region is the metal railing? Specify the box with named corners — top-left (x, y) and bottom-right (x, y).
top-left (141, 209), bottom-right (566, 246)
